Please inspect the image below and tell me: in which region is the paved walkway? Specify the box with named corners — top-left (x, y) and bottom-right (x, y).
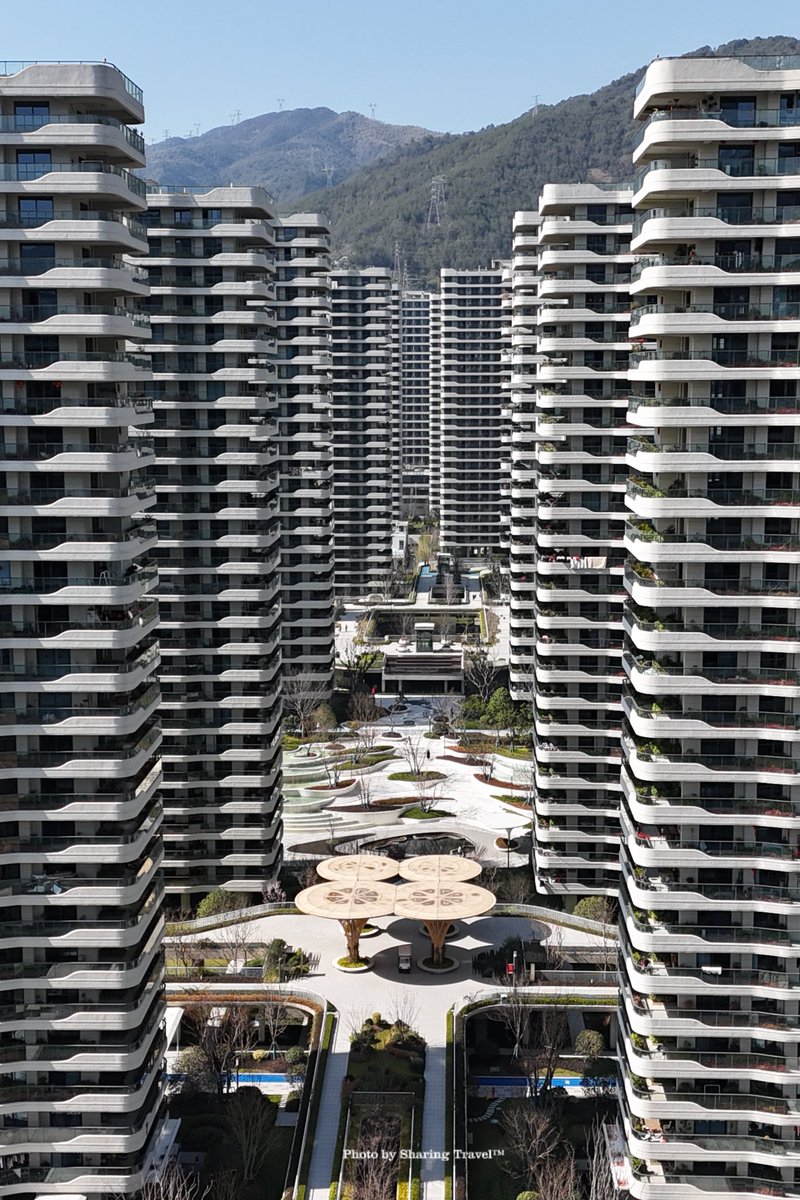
top-left (284, 699), bottom-right (536, 861)
top-left (173, 911), bottom-right (615, 1199)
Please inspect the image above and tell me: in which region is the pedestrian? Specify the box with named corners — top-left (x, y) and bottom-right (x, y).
top-left (426, 749), bottom-right (431, 760)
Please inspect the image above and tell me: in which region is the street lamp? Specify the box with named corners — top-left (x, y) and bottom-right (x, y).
top-left (505, 826), bottom-right (514, 870)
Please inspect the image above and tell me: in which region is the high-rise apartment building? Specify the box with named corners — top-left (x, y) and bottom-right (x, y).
top-left (141, 186), bottom-right (282, 905)
top-left (508, 210), bottom-right (540, 691)
top-left (428, 291), bottom-right (442, 516)
top-left (498, 263), bottom-right (514, 557)
top-left (619, 54), bottom-right (800, 1198)
top-left (0, 62), bottom-right (168, 1195)
top-left (436, 266), bottom-right (507, 560)
top-left (330, 267), bottom-right (395, 597)
top-left (510, 185), bottom-right (635, 897)
top-left (395, 289), bottom-right (433, 517)
top-left (274, 213), bottom-right (335, 688)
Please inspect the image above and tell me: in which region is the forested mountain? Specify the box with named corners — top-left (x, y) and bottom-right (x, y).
top-left (297, 35), bottom-right (800, 282)
top-left (147, 36), bottom-right (800, 282)
top-left (143, 108), bottom-right (440, 202)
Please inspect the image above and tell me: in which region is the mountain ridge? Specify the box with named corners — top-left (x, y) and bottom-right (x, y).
top-left (143, 107), bottom-right (441, 202)
top-left (296, 34), bottom-right (800, 281)
top-left (147, 35), bottom-right (800, 281)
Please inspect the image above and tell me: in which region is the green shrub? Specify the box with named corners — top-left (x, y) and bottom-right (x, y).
top-left (572, 895), bottom-right (615, 924)
top-left (574, 1028), bottom-right (605, 1059)
top-left (195, 888), bottom-right (248, 919)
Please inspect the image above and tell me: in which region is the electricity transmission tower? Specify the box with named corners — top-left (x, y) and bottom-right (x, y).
top-left (426, 176), bottom-right (447, 227)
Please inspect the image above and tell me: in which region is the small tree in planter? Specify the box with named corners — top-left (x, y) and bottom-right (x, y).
top-left (356, 770), bottom-right (376, 810)
top-left (283, 674), bottom-right (331, 746)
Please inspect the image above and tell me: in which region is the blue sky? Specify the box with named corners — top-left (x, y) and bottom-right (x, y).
top-left (3, 0), bottom-right (799, 141)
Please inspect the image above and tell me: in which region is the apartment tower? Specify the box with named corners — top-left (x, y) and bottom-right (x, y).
top-left (436, 265), bottom-right (507, 561)
top-left (330, 267), bottom-right (395, 597)
top-left (618, 54), bottom-right (800, 1198)
top-left (511, 185), bottom-right (634, 897)
top-left (274, 213), bottom-right (335, 688)
top-left (395, 289), bottom-right (433, 518)
top-left (0, 62), bottom-right (167, 1195)
top-left (141, 186), bottom-right (282, 905)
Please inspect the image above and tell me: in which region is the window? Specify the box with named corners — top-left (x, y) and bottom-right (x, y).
top-left (16, 150), bottom-right (52, 179)
top-left (716, 191), bottom-right (753, 224)
top-left (174, 209), bottom-right (193, 226)
top-left (20, 242), bottom-right (55, 272)
top-left (18, 197), bottom-right (53, 225)
top-left (719, 95), bottom-right (756, 127)
top-left (14, 101), bottom-right (50, 127)
top-left (718, 144), bottom-right (755, 176)
top-left (779, 93), bottom-right (800, 125)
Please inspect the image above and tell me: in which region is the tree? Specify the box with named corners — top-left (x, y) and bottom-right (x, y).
top-left (348, 691), bottom-right (380, 754)
top-left (532, 1150), bottom-right (581, 1200)
top-left (339, 643), bottom-right (380, 692)
top-left (282, 674), bottom-right (331, 742)
top-left (574, 1028), bottom-right (606, 1062)
top-left (430, 694), bottom-right (462, 737)
top-left (501, 1106), bottom-right (560, 1193)
top-left (356, 769), bottom-right (376, 810)
top-left (388, 992), bottom-right (421, 1036)
top-left (175, 1045), bottom-right (216, 1096)
top-left (138, 1163), bottom-right (210, 1200)
top-left (196, 889), bottom-right (247, 919)
top-left (167, 918), bottom-right (207, 979)
top-left (587, 1119), bottom-right (617, 1200)
top-left (351, 1117), bottom-right (400, 1200)
top-left (214, 924), bottom-right (256, 975)
top-left (495, 990), bottom-right (532, 1059)
top-left (311, 702), bottom-right (338, 741)
top-left (184, 1003), bottom-right (257, 1102)
top-left (464, 648), bottom-right (496, 705)
top-left (260, 879), bottom-right (286, 904)
top-left (225, 1086), bottom-right (277, 1185)
top-left (518, 1007), bottom-right (569, 1097)
top-left (572, 895), bottom-right (616, 926)
top-left (417, 777), bottom-right (447, 813)
top-left (262, 938), bottom-right (289, 982)
top-left (400, 735), bottom-right (427, 778)
top-left (261, 997), bottom-right (291, 1057)
top-left (485, 687), bottom-right (515, 746)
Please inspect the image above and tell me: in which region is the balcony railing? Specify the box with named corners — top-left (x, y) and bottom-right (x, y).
top-left (0, 160), bottom-right (146, 194)
top-left (632, 252), bottom-right (800, 278)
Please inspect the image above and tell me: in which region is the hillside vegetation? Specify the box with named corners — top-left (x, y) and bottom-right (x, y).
top-left (299, 35), bottom-right (800, 281)
top-left (147, 36), bottom-right (800, 281)
top-left (144, 107), bottom-right (440, 202)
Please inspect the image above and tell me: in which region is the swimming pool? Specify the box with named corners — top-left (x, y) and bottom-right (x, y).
top-left (473, 1076), bottom-right (583, 1088)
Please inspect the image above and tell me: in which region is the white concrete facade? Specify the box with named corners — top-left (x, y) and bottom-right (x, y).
top-left (330, 268), bottom-right (395, 597)
top-left (141, 186), bottom-right (283, 903)
top-left (274, 213), bottom-right (335, 688)
top-left (510, 185), bottom-right (635, 897)
top-left (395, 289), bottom-right (433, 517)
top-left (619, 52), bottom-right (800, 1200)
top-left (435, 266), bottom-right (508, 561)
top-left (0, 61), bottom-right (166, 1196)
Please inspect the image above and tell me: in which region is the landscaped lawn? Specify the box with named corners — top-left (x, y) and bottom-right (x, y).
top-left (387, 770), bottom-right (446, 782)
